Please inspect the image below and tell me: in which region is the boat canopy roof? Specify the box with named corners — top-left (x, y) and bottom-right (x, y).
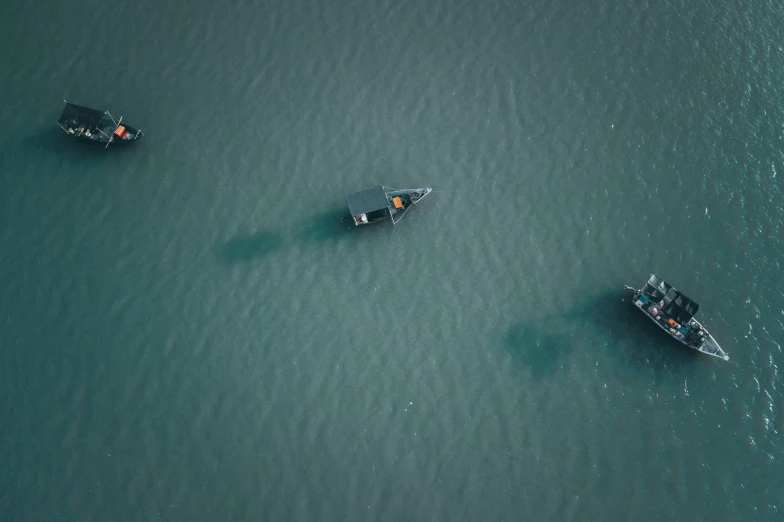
top-left (345, 185), bottom-right (389, 215)
top-left (642, 274), bottom-right (700, 323)
top-left (642, 273), bottom-right (671, 300)
top-left (58, 102), bottom-right (107, 128)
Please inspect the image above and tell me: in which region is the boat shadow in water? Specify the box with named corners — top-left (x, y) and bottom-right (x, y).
top-left (568, 291), bottom-right (701, 374)
top-left (295, 209), bottom-right (354, 243)
top-left (504, 291), bottom-right (699, 378)
top-left (216, 231), bottom-right (284, 263)
top-left (216, 209), bottom-right (353, 264)
top-left (504, 322), bottom-right (574, 378)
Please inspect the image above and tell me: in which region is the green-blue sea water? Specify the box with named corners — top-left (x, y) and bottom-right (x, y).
top-left (2, 0), bottom-right (783, 520)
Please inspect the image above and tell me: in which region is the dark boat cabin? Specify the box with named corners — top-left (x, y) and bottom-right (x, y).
top-left (345, 185), bottom-right (396, 226)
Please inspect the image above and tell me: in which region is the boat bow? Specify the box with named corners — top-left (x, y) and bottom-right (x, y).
top-left (697, 333), bottom-right (729, 361)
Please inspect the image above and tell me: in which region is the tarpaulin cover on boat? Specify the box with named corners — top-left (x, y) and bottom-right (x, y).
top-left (642, 274), bottom-right (672, 301)
top-left (664, 291), bottom-right (699, 324)
top-left (642, 274), bottom-right (699, 323)
top-left (345, 185), bottom-right (389, 216)
top-left (58, 103), bottom-right (106, 129)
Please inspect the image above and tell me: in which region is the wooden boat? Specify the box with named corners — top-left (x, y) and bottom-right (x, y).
top-left (345, 185), bottom-right (432, 226)
top-left (57, 101), bottom-right (143, 147)
top-left (624, 274), bottom-right (728, 361)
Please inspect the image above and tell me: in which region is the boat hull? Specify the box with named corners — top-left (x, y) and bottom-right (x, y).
top-left (58, 102), bottom-right (144, 146)
top-left (61, 125), bottom-right (144, 144)
top-left (625, 286), bottom-right (728, 361)
top-left (348, 186), bottom-right (431, 226)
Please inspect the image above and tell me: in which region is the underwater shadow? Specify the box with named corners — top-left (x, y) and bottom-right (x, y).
top-left (215, 210), bottom-right (352, 264)
top-left (504, 322), bottom-right (574, 378)
top-left (503, 290), bottom-right (702, 380)
top-left (216, 231), bottom-right (283, 264)
top-left (565, 291), bottom-right (700, 374)
top-left (295, 209), bottom-right (354, 243)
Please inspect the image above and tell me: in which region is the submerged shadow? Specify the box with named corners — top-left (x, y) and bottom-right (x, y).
top-left (217, 231), bottom-right (283, 263)
top-left (216, 209), bottom-right (353, 264)
top-left (504, 322), bottom-right (573, 377)
top-left (504, 290), bottom-right (700, 379)
top-left (566, 291), bottom-right (700, 374)
top-left (296, 209), bottom-right (354, 243)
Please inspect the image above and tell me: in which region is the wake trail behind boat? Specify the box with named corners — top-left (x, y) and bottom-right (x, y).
top-left (727, 360), bottom-right (764, 371)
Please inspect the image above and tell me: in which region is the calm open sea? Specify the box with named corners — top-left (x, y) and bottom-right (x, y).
top-left (1, 0), bottom-right (783, 520)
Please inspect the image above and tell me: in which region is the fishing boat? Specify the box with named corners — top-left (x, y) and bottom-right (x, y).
top-left (57, 101), bottom-right (144, 147)
top-left (345, 185), bottom-right (432, 226)
top-left (624, 274), bottom-right (728, 361)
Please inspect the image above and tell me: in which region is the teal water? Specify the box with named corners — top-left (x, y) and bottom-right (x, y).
top-left (2, 0), bottom-right (783, 520)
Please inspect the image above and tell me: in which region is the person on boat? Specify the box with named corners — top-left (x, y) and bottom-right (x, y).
top-left (650, 307), bottom-right (658, 317)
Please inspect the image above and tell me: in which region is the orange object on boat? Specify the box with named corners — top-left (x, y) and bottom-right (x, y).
top-left (668, 318), bottom-right (678, 328)
top-left (114, 125), bottom-right (127, 138)
top-left (392, 197), bottom-right (403, 209)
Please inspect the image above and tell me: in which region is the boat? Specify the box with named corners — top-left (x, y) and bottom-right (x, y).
top-left (344, 185), bottom-right (432, 226)
top-left (624, 274), bottom-right (728, 361)
top-left (57, 101), bottom-right (144, 147)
